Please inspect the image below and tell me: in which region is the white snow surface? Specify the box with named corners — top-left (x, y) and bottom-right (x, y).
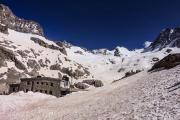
top-left (0, 65), bottom-right (180, 120)
top-left (66, 44), bottom-right (180, 84)
top-left (0, 29), bottom-right (91, 80)
top-left (144, 41), bottom-right (152, 48)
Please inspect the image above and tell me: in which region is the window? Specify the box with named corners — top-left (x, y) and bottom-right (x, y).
top-left (25, 89), bottom-right (28, 92)
top-left (27, 81), bottom-right (30, 85)
top-left (61, 91), bottom-right (67, 95)
top-left (64, 81), bottom-right (69, 86)
top-left (61, 81), bottom-right (64, 87)
top-left (41, 82), bottom-right (44, 85)
top-left (45, 90), bottom-right (47, 94)
top-left (40, 90), bottom-right (42, 93)
top-left (13, 88), bottom-right (15, 92)
top-left (49, 91), bottom-right (52, 95)
top-left (51, 83), bottom-right (53, 87)
top-left (37, 82), bottom-right (39, 84)
top-left (46, 82), bottom-right (48, 85)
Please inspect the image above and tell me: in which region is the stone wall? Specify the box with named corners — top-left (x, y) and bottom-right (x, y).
top-left (20, 78), bottom-right (61, 97)
top-left (9, 84), bottom-right (20, 94)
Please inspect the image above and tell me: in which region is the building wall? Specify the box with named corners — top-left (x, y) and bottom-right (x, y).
top-left (19, 80), bottom-right (32, 92)
top-left (32, 80), bottom-right (61, 97)
top-left (19, 79), bottom-right (61, 97)
top-left (9, 84), bottom-right (20, 94)
top-left (0, 83), bottom-right (9, 95)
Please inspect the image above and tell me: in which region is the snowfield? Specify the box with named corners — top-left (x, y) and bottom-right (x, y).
top-left (0, 65), bottom-right (179, 120)
top-left (66, 44), bottom-right (180, 84)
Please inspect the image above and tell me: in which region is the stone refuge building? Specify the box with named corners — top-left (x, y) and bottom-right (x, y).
top-left (9, 75), bottom-right (70, 97)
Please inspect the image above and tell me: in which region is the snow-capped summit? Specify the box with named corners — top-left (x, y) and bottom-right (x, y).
top-left (114, 46), bottom-right (131, 57)
top-left (0, 4), bottom-right (44, 36)
top-left (144, 41), bottom-right (152, 48)
top-left (92, 48), bottom-right (113, 55)
top-left (145, 27), bottom-right (180, 51)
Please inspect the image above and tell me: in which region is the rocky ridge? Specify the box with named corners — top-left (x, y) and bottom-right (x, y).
top-left (145, 27), bottom-right (180, 51)
top-left (0, 4), bottom-right (43, 36)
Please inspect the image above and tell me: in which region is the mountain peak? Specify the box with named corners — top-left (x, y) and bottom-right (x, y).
top-left (0, 4), bottom-right (44, 36)
top-left (144, 27), bottom-right (180, 51)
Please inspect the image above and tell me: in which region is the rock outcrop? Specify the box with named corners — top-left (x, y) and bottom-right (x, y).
top-left (120, 70), bottom-right (142, 79)
top-left (31, 37), bottom-right (67, 55)
top-left (145, 27), bottom-right (180, 51)
top-left (0, 46), bottom-right (26, 70)
top-left (27, 59), bottom-right (40, 71)
top-left (92, 49), bottom-right (109, 55)
top-left (114, 48), bottom-right (121, 57)
top-left (82, 79), bottom-right (104, 87)
top-left (0, 4), bottom-right (43, 36)
top-left (149, 53), bottom-right (180, 71)
top-left (74, 82), bottom-right (89, 89)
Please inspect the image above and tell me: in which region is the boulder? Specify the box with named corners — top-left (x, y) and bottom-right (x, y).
top-left (166, 49), bottom-right (172, 53)
top-left (149, 53), bottom-right (180, 71)
top-left (152, 57), bottom-right (159, 62)
top-left (82, 80), bottom-right (95, 85)
top-left (82, 79), bottom-right (104, 87)
top-left (120, 70), bottom-right (142, 79)
top-left (94, 80), bottom-right (103, 87)
top-left (74, 82), bottom-right (89, 89)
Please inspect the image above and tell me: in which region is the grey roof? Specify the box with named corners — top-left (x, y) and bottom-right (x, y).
top-left (9, 83), bottom-right (20, 86)
top-left (20, 77), bottom-right (61, 82)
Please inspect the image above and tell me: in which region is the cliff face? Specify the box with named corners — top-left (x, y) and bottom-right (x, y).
top-left (145, 28), bottom-right (180, 51)
top-left (0, 4), bottom-right (44, 36)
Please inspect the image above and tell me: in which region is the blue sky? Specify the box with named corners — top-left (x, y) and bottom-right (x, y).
top-left (1, 0), bottom-right (180, 50)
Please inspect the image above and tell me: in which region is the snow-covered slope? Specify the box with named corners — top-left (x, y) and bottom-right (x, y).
top-left (66, 43), bottom-right (180, 84)
top-left (1, 65), bottom-right (179, 120)
top-left (0, 29), bottom-right (91, 85)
